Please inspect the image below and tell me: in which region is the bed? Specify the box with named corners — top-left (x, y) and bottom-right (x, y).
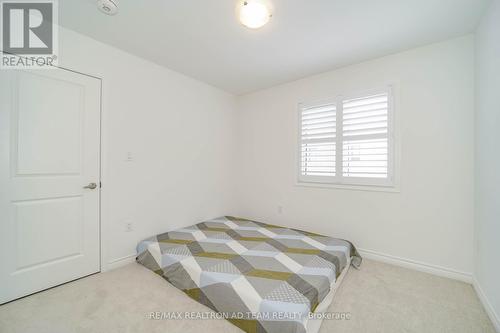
top-left (136, 216), bottom-right (362, 333)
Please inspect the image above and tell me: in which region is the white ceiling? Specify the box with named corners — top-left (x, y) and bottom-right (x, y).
top-left (59, 0), bottom-right (490, 95)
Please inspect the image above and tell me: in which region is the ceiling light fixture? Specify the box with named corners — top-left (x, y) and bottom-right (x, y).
top-left (239, 1), bottom-right (271, 29)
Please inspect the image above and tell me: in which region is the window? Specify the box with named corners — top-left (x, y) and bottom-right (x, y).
top-left (299, 87), bottom-right (395, 188)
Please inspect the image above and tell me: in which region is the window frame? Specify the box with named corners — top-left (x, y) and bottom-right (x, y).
top-left (297, 85), bottom-right (397, 190)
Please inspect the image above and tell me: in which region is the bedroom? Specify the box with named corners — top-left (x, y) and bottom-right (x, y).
top-left (0, 0), bottom-right (499, 332)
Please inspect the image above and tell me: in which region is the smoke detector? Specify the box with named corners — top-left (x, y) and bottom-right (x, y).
top-left (97, 0), bottom-right (118, 16)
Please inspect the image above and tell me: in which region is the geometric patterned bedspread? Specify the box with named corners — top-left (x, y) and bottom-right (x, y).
top-left (136, 216), bottom-right (362, 333)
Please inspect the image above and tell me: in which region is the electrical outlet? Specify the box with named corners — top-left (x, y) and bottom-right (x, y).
top-left (125, 222), bottom-right (133, 232)
top-left (277, 205), bottom-right (283, 214)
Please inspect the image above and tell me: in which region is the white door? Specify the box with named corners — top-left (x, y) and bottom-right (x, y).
top-left (0, 67), bottom-right (101, 304)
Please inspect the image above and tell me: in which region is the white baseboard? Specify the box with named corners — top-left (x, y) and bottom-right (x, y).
top-left (105, 254), bottom-right (137, 271)
top-left (106, 250), bottom-right (472, 282)
top-left (472, 278), bottom-right (500, 332)
top-left (358, 248), bottom-right (472, 283)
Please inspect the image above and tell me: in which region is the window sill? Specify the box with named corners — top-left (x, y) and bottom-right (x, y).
top-left (295, 181), bottom-right (400, 193)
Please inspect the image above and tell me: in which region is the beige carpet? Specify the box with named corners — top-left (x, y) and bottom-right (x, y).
top-left (0, 259), bottom-right (495, 333)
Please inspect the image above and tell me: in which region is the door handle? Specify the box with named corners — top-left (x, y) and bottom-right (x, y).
top-left (83, 182), bottom-right (97, 190)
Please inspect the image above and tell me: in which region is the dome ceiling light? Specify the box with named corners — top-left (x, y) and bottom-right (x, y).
top-left (239, 1), bottom-right (272, 29)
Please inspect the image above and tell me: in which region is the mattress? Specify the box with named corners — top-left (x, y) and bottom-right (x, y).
top-left (304, 257), bottom-right (350, 333)
top-left (136, 216), bottom-right (361, 333)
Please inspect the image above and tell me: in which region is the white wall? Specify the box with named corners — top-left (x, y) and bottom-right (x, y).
top-left (474, 0), bottom-right (500, 329)
top-left (57, 27), bottom-right (237, 269)
top-left (235, 36), bottom-right (475, 277)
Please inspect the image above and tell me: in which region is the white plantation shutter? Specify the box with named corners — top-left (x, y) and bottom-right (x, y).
top-left (298, 88), bottom-right (394, 187)
top-left (300, 103), bottom-right (336, 181)
top-left (342, 92), bottom-right (390, 181)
